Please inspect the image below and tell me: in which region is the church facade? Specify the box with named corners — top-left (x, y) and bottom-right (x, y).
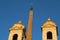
top-left (8, 8), bottom-right (58, 40)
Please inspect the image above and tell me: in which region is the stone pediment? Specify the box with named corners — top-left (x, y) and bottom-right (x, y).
top-left (9, 21), bottom-right (25, 30)
top-left (42, 18), bottom-right (57, 28)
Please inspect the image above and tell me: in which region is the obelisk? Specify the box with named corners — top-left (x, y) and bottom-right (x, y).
top-left (26, 7), bottom-right (33, 40)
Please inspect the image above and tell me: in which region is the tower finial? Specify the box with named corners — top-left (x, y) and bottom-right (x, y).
top-left (48, 17), bottom-right (51, 20)
top-left (18, 21), bottom-right (22, 23)
top-left (16, 21), bottom-right (23, 24)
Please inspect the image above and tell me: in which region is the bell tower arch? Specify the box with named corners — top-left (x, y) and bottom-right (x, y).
top-left (8, 21), bottom-right (26, 40)
top-left (47, 31), bottom-right (52, 39)
top-left (41, 18), bottom-right (58, 40)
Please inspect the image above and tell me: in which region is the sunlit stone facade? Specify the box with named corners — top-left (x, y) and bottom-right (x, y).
top-left (8, 21), bottom-right (26, 40)
top-left (41, 18), bottom-right (58, 40)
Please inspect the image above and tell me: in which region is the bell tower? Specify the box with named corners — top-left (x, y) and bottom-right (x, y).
top-left (8, 21), bottom-right (26, 40)
top-left (41, 18), bottom-right (58, 40)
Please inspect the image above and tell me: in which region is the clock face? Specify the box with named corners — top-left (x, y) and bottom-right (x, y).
top-left (18, 25), bottom-right (24, 29)
top-left (18, 26), bottom-right (22, 28)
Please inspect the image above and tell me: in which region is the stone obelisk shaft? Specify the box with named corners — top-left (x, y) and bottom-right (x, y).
top-left (26, 9), bottom-right (33, 40)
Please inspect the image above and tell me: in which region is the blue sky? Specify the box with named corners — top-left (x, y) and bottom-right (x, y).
top-left (0, 0), bottom-right (60, 40)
